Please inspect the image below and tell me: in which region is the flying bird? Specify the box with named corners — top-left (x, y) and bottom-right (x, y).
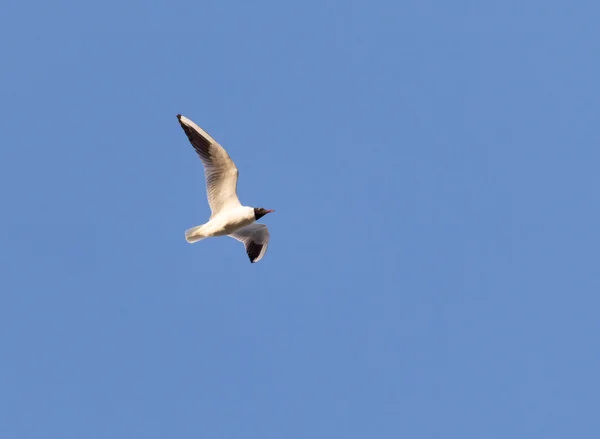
top-left (176, 114), bottom-right (274, 263)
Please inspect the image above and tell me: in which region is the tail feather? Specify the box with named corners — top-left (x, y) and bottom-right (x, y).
top-left (185, 225), bottom-right (206, 243)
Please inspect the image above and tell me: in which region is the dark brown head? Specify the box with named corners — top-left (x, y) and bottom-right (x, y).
top-left (254, 207), bottom-right (275, 220)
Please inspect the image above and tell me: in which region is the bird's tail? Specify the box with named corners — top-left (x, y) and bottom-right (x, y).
top-left (185, 225), bottom-right (207, 243)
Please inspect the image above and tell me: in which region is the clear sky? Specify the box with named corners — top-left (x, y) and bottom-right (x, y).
top-left (1, 1), bottom-right (599, 438)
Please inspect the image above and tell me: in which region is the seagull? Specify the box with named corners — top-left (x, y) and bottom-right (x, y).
top-left (176, 114), bottom-right (274, 263)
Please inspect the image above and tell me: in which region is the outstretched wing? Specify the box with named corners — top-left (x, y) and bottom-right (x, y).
top-left (229, 223), bottom-right (270, 263)
top-left (177, 114), bottom-right (241, 216)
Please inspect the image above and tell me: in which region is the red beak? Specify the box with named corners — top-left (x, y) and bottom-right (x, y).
top-left (266, 209), bottom-right (275, 213)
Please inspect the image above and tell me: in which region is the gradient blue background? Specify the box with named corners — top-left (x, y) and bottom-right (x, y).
top-left (1, 1), bottom-right (599, 438)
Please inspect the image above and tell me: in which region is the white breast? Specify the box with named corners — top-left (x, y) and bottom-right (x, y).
top-left (204, 206), bottom-right (255, 236)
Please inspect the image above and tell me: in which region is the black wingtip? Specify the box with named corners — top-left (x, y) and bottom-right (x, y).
top-left (176, 114), bottom-right (182, 120)
top-left (247, 242), bottom-right (264, 264)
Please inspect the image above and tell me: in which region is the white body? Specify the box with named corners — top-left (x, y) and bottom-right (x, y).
top-left (185, 206), bottom-right (255, 241)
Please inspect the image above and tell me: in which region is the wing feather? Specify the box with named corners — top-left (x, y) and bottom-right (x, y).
top-left (177, 115), bottom-right (241, 216)
top-left (229, 224), bottom-right (270, 263)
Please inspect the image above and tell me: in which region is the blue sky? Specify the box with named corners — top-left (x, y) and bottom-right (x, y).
top-left (1, 1), bottom-right (599, 438)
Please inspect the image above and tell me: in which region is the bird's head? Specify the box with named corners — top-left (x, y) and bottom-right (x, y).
top-left (254, 207), bottom-right (275, 220)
